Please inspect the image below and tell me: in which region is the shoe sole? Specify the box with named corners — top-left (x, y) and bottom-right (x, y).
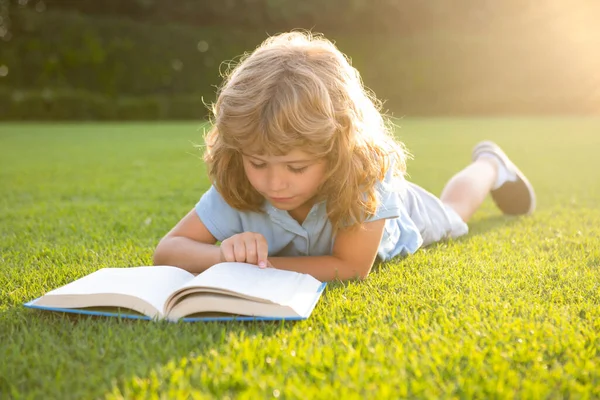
top-left (472, 141), bottom-right (536, 215)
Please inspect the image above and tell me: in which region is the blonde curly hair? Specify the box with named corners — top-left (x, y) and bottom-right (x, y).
top-left (204, 31), bottom-right (407, 231)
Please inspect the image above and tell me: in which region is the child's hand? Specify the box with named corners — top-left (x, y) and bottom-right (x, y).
top-left (219, 232), bottom-right (271, 268)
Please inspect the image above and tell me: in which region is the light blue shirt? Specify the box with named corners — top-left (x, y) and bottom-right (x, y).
top-left (195, 170), bottom-right (423, 261)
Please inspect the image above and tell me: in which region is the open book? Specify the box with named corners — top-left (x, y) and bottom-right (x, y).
top-left (24, 262), bottom-right (326, 322)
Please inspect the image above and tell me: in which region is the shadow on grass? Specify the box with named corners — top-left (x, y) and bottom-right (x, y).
top-left (464, 214), bottom-right (523, 237)
top-left (370, 214), bottom-right (523, 274)
top-left (2, 302), bottom-right (305, 399)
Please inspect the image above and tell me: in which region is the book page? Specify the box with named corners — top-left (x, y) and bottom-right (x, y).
top-left (166, 293), bottom-right (299, 321)
top-left (42, 266), bottom-right (194, 315)
top-left (175, 262), bottom-right (322, 306)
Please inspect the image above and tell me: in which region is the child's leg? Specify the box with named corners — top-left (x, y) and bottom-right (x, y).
top-left (440, 141), bottom-right (536, 222)
top-left (440, 158), bottom-right (498, 222)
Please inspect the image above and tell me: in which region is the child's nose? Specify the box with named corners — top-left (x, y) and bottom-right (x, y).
top-left (267, 169), bottom-right (287, 191)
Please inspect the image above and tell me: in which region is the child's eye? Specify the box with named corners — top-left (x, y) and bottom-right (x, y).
top-left (288, 166), bottom-right (308, 174)
top-left (250, 161), bottom-right (267, 169)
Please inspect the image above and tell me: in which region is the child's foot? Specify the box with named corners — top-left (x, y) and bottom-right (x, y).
top-left (472, 141), bottom-right (536, 215)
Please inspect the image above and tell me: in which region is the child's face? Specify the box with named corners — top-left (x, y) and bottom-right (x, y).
top-left (242, 149), bottom-right (327, 215)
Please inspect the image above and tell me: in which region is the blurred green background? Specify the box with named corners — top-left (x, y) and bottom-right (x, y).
top-left (1, 0), bottom-right (599, 120)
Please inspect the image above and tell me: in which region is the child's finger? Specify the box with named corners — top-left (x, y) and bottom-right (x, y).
top-left (233, 241), bottom-right (247, 263)
top-left (243, 236), bottom-right (259, 265)
top-left (256, 234), bottom-right (269, 268)
top-left (220, 242), bottom-right (235, 263)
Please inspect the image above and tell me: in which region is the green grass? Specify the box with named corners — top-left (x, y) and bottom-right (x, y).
top-left (1, 118), bottom-right (600, 399)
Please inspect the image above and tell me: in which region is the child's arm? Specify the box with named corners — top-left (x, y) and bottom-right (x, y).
top-left (154, 209), bottom-right (270, 273)
top-left (269, 219), bottom-right (386, 281)
top-left (155, 208), bottom-right (386, 281)
top-left (153, 209), bottom-right (223, 273)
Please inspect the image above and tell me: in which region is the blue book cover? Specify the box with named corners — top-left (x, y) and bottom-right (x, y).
top-left (23, 264), bottom-right (327, 322)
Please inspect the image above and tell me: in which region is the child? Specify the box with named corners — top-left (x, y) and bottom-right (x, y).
top-left (153, 32), bottom-right (535, 282)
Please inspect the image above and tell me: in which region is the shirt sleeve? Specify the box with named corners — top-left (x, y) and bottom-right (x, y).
top-left (367, 167), bottom-right (406, 222)
top-left (195, 186), bottom-right (243, 241)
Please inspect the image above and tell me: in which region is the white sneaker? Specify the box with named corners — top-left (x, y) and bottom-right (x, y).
top-left (472, 141), bottom-right (536, 215)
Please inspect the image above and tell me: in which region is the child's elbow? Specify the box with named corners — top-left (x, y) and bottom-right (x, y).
top-left (336, 260), bottom-right (373, 281)
top-left (152, 250), bottom-right (163, 266)
top-left (348, 265), bottom-right (372, 281)
top-left (355, 270), bottom-right (371, 281)
top-left (152, 238), bottom-right (170, 266)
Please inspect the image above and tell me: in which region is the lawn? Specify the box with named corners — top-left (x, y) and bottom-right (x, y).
top-left (1, 118), bottom-right (599, 399)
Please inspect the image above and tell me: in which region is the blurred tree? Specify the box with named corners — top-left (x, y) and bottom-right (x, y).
top-left (2, 0), bottom-right (599, 119)
top-left (26, 0), bottom-right (457, 33)
top-left (0, 0), bottom-right (10, 40)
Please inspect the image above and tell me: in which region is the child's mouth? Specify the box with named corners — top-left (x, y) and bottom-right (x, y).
top-left (269, 196), bottom-right (295, 203)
